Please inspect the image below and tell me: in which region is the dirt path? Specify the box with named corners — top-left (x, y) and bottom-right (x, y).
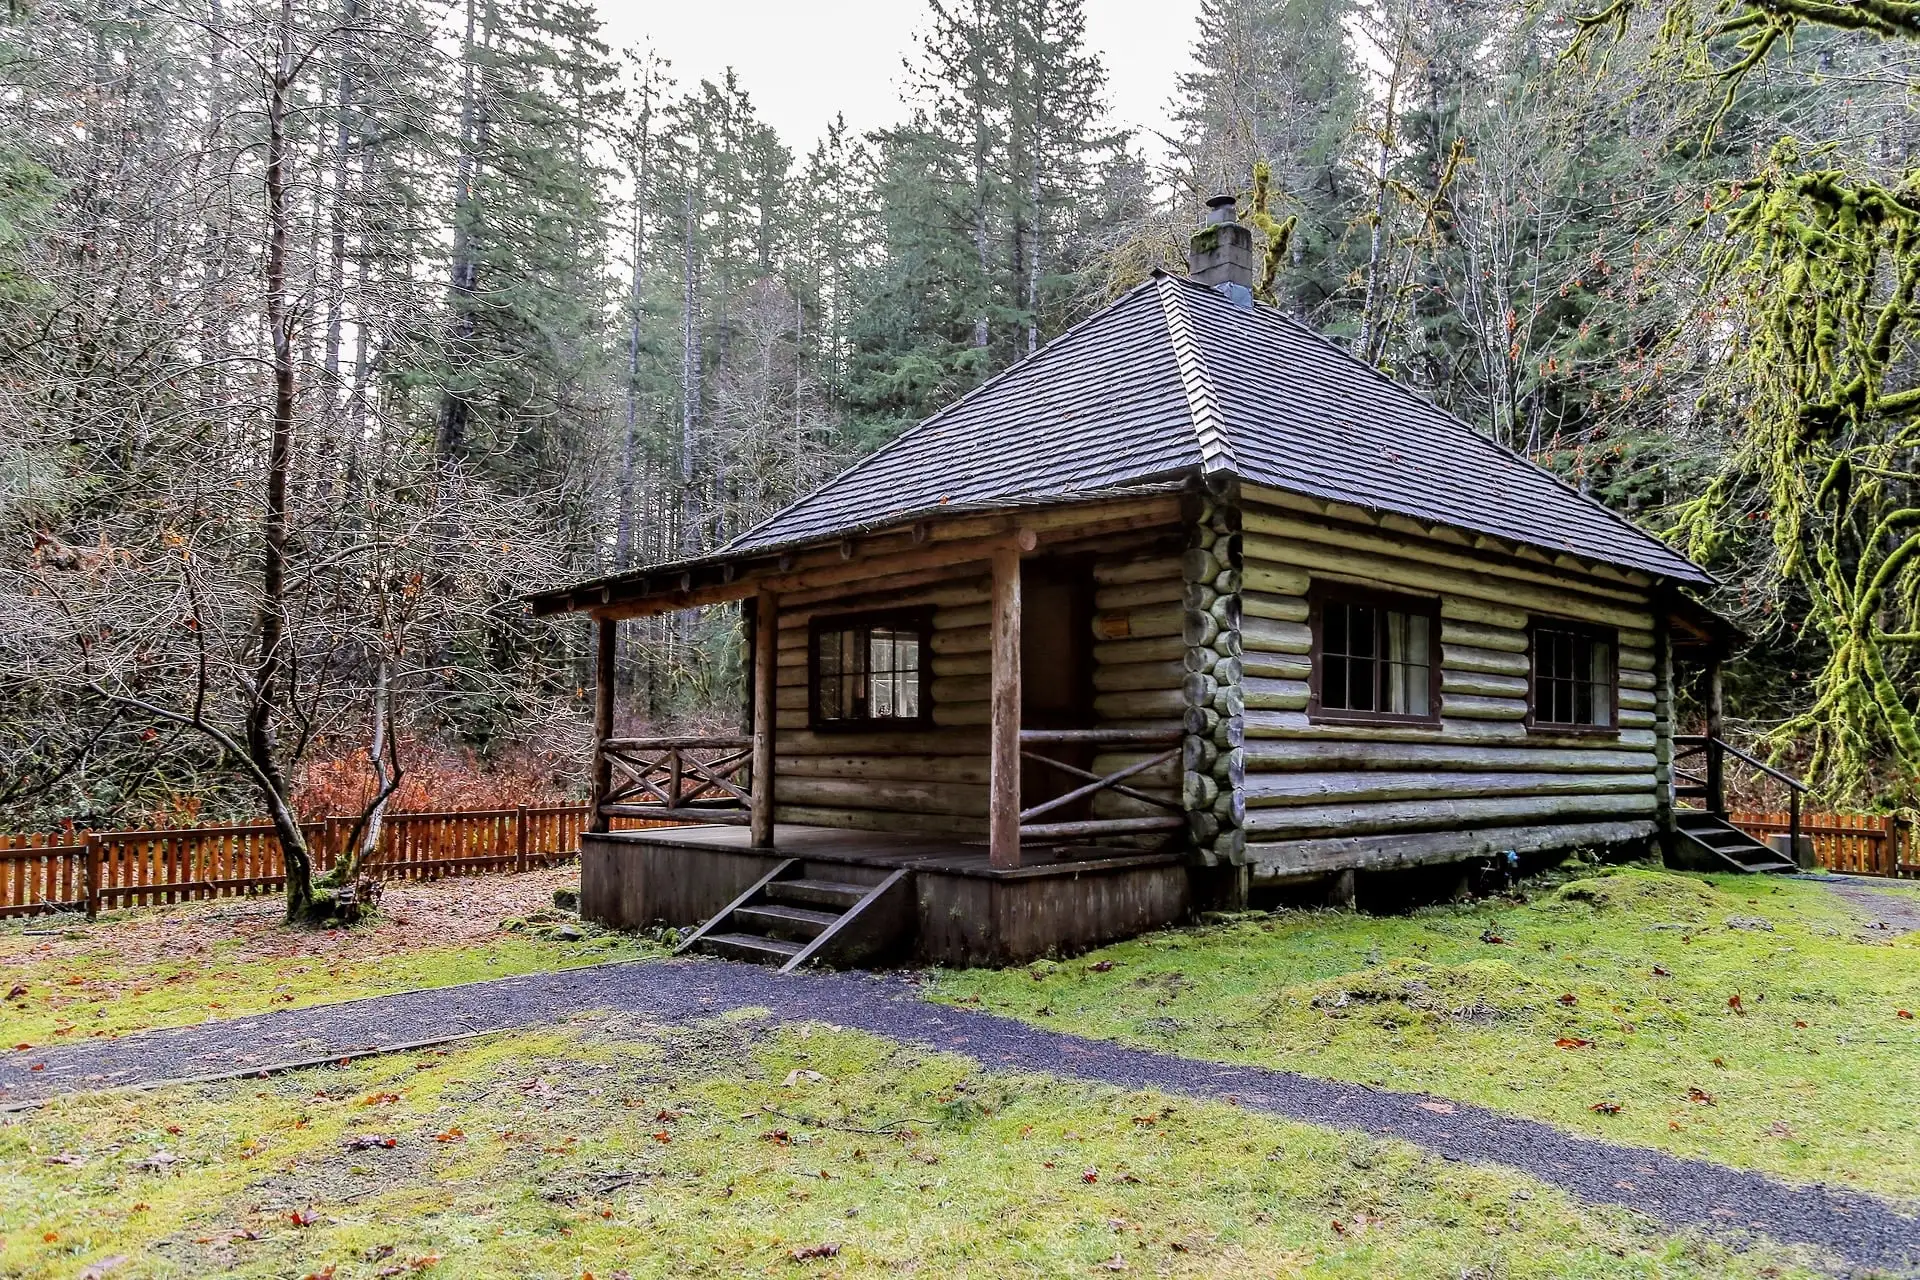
top-left (1819, 873), bottom-right (1920, 937)
top-left (3, 957), bottom-right (1914, 1274)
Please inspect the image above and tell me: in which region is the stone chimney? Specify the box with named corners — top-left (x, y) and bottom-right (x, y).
top-left (1189, 195), bottom-right (1252, 298)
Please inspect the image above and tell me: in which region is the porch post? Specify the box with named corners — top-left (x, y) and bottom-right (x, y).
top-left (989, 537), bottom-right (1028, 868)
top-left (1705, 657), bottom-right (1726, 816)
top-left (750, 589), bottom-right (778, 848)
top-left (588, 615), bottom-right (616, 834)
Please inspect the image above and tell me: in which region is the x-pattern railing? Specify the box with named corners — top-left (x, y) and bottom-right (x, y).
top-left (600, 735), bottom-right (754, 824)
top-left (1018, 728), bottom-right (1185, 842)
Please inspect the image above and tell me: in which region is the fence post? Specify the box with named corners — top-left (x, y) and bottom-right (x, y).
top-left (516, 805), bottom-right (529, 873)
top-left (84, 832), bottom-right (101, 920)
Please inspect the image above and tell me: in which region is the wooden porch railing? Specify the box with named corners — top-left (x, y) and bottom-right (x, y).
top-left (1674, 733), bottom-right (1808, 856)
top-left (0, 804), bottom-right (670, 920)
top-left (1018, 728), bottom-right (1185, 843)
top-left (597, 735), bottom-right (755, 824)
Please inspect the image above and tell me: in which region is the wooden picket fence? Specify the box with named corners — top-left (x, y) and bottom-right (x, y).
top-left (1729, 810), bottom-right (1917, 878)
top-left (0, 805), bottom-right (674, 920)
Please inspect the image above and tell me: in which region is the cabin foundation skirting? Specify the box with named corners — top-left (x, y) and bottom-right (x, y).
top-left (580, 828), bottom-right (1190, 967)
top-left (1246, 818), bottom-right (1659, 881)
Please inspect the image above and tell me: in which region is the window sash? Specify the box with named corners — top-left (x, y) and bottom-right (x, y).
top-left (813, 619), bottom-right (924, 725)
top-left (1317, 597), bottom-right (1433, 720)
top-left (1532, 626), bottom-right (1614, 728)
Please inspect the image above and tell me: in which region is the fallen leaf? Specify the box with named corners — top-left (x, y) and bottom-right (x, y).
top-left (1651, 966), bottom-right (1671, 977)
top-left (433, 1128), bottom-right (465, 1143)
top-left (1900, 1010), bottom-right (1914, 1020)
top-left (1589, 1101), bottom-right (1622, 1115)
top-left (651, 1131), bottom-right (671, 1144)
top-left (6, 984), bottom-right (26, 1000)
top-left (1687, 1088), bottom-right (1715, 1105)
top-left (789, 1242), bottom-right (840, 1261)
top-left (1089, 960), bottom-right (1114, 972)
top-left (1793, 1020), bottom-right (1808, 1029)
top-left (1554, 1037), bottom-right (1591, 1049)
top-left (287, 1209), bottom-right (319, 1227)
top-left (1727, 994), bottom-right (1745, 1015)
top-left (1557, 993), bottom-right (1577, 1007)
top-left (342, 1135), bottom-right (398, 1151)
top-left (1082, 1168), bottom-right (1099, 1183)
top-left (1711, 1056), bottom-right (1727, 1068)
top-left (1479, 928), bottom-right (1506, 944)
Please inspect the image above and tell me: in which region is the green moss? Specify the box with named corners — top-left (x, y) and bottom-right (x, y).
top-left (935, 866), bottom-right (1920, 1200)
top-left (0, 1021), bottom-right (1828, 1278)
top-left (1, 924), bottom-right (656, 1046)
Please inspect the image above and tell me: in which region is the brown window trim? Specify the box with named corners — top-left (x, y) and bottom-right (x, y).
top-left (1525, 616), bottom-right (1621, 736)
top-left (806, 607), bottom-right (935, 733)
top-left (1306, 581), bottom-right (1443, 727)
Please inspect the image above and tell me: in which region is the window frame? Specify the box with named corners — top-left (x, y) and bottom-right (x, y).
top-left (805, 607), bottom-right (935, 733)
top-left (1306, 582), bottom-right (1443, 728)
top-left (1525, 616), bottom-right (1620, 736)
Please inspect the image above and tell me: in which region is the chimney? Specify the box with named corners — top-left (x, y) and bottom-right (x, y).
top-left (1189, 194), bottom-right (1252, 304)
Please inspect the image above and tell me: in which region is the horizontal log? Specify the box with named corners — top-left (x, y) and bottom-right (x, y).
top-left (937, 603), bottom-right (993, 629)
top-left (931, 675), bottom-right (991, 703)
top-left (1248, 819), bottom-right (1658, 878)
top-left (1240, 711), bottom-right (1658, 751)
top-left (934, 653), bottom-right (993, 677)
top-left (1242, 533), bottom-right (1654, 630)
top-left (1440, 670), bottom-right (1529, 699)
top-left (1243, 677), bottom-right (1310, 711)
top-left (600, 805), bottom-right (749, 824)
top-left (1020, 815), bottom-right (1185, 840)
top-left (1245, 740), bottom-right (1654, 773)
top-left (1022, 727), bottom-right (1184, 745)
top-left (776, 729), bottom-right (985, 754)
top-left (1243, 651), bottom-right (1311, 680)
top-left (925, 495), bottom-right (1180, 545)
top-left (1439, 597), bottom-right (1529, 631)
top-left (1619, 687), bottom-right (1655, 711)
top-left (776, 686), bottom-right (809, 711)
top-left (1092, 689), bottom-right (1189, 719)
top-left (1093, 635), bottom-right (1187, 665)
top-left (780, 754), bottom-right (990, 784)
top-left (1093, 555), bottom-right (1182, 586)
top-left (933, 702), bottom-right (992, 727)
top-left (1092, 658), bottom-right (1189, 693)
top-left (775, 804), bottom-right (982, 838)
top-left (1441, 620), bottom-right (1528, 654)
top-left (1243, 790), bottom-right (1656, 839)
top-left (1095, 580), bottom-right (1185, 610)
top-left (1092, 605), bottom-right (1184, 641)
top-left (1241, 511), bottom-right (1652, 607)
top-left (775, 775), bottom-right (985, 816)
top-left (1440, 643), bottom-right (1528, 677)
top-left (1619, 669), bottom-right (1655, 691)
top-left (1619, 708), bottom-right (1655, 729)
top-left (1242, 561), bottom-right (1311, 597)
top-left (1243, 592), bottom-right (1309, 623)
top-left (1243, 769), bottom-right (1649, 809)
top-left (1440, 693), bottom-right (1528, 721)
top-left (773, 572), bottom-right (988, 613)
top-left (1620, 646), bottom-right (1654, 672)
top-left (603, 735), bottom-right (752, 750)
top-left (1089, 753), bottom-right (1181, 785)
top-left (931, 625), bottom-right (991, 655)
top-left (1242, 617), bottom-right (1311, 655)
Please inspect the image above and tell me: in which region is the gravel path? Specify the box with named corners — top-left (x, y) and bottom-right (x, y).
top-left (3, 957), bottom-right (1914, 1273)
top-left (1819, 873), bottom-right (1920, 937)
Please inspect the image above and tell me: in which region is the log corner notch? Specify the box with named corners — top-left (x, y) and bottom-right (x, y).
top-left (750, 589), bottom-right (778, 847)
top-left (588, 615), bottom-right (617, 834)
top-left (989, 528), bottom-right (1038, 869)
top-left (1181, 485), bottom-right (1247, 874)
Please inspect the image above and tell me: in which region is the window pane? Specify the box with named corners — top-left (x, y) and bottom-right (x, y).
top-left (1325, 602), bottom-right (1348, 655)
top-left (1349, 605), bottom-right (1377, 658)
top-left (1324, 654), bottom-right (1349, 709)
top-left (1590, 641), bottom-right (1613, 727)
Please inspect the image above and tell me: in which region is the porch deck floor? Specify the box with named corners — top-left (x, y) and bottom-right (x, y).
top-left (599, 822), bottom-right (1180, 881)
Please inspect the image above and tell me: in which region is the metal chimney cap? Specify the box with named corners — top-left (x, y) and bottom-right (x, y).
top-left (1205, 194), bottom-right (1238, 225)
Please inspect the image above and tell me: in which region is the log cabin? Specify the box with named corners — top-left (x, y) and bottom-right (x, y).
top-left (526, 198), bottom-right (1785, 970)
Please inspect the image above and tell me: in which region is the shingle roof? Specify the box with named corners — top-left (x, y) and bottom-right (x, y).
top-left (720, 271), bottom-right (1710, 585)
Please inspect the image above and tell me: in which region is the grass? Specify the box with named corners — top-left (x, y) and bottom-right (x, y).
top-left (933, 864), bottom-right (1920, 1203)
top-left (1, 1017), bottom-right (1830, 1278)
top-left (1, 868), bottom-right (658, 1047)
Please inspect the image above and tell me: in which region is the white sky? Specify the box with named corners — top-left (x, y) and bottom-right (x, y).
top-left (592, 0), bottom-right (1204, 156)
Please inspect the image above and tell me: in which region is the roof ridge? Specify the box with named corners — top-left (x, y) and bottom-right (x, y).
top-left (719, 275), bottom-right (1170, 554)
top-left (1154, 272), bottom-right (1236, 479)
top-left (1163, 274), bottom-right (1708, 584)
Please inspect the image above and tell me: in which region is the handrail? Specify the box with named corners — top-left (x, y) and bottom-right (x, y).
top-left (1672, 733), bottom-right (1807, 864)
top-left (604, 734), bottom-right (752, 749)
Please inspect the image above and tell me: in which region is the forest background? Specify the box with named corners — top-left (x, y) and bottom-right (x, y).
top-left (2, 0), bottom-right (1914, 845)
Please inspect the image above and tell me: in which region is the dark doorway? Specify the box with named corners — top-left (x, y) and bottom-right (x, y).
top-left (1021, 557), bottom-right (1095, 822)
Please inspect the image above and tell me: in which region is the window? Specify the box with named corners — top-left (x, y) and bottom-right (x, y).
top-left (1309, 586), bottom-right (1438, 723)
top-left (1529, 621), bottom-right (1616, 730)
top-left (809, 611), bottom-right (930, 728)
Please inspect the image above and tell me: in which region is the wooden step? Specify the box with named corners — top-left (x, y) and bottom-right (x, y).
top-left (764, 878), bottom-right (871, 910)
top-left (733, 903), bottom-right (842, 941)
top-left (702, 932), bottom-right (804, 963)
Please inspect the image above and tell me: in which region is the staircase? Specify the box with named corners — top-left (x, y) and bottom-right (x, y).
top-left (674, 859), bottom-right (912, 972)
top-left (1673, 809), bottom-right (1797, 874)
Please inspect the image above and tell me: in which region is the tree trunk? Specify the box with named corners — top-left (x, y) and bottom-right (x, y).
top-left (260, 0), bottom-right (322, 922)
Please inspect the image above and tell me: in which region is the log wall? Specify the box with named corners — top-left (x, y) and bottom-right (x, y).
top-left (1236, 490), bottom-right (1666, 878)
top-left (768, 497), bottom-right (1185, 839)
